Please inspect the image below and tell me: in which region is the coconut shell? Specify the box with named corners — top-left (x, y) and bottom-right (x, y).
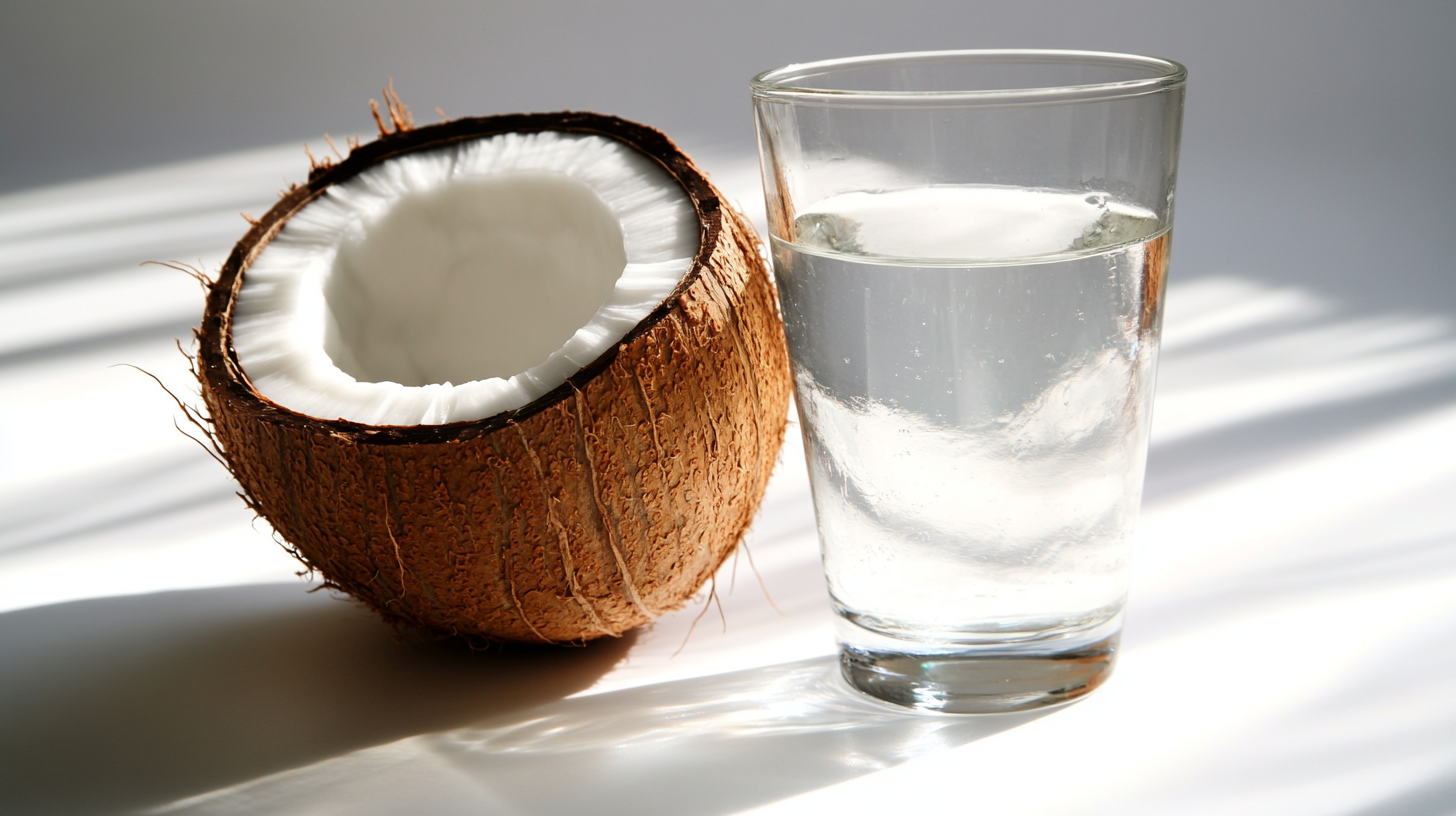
top-left (198, 112), bottom-right (791, 643)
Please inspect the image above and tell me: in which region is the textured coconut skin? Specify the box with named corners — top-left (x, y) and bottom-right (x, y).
top-left (199, 113), bottom-right (791, 642)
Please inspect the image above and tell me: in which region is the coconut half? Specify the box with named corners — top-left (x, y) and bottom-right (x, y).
top-left (235, 128), bottom-right (701, 426)
top-left (198, 111), bottom-right (791, 643)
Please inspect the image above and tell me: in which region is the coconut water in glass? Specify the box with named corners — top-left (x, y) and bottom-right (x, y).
top-left (753, 51), bottom-right (1185, 712)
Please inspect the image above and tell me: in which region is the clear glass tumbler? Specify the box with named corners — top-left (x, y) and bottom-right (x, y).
top-left (752, 50), bottom-right (1186, 713)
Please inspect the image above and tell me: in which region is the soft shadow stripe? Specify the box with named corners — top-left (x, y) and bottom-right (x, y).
top-left (0, 317), bottom-right (196, 369)
top-left (0, 489), bottom-right (240, 559)
top-left (0, 238), bottom-right (229, 296)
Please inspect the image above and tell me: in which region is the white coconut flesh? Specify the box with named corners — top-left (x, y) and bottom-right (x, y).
top-left (232, 131), bottom-right (701, 426)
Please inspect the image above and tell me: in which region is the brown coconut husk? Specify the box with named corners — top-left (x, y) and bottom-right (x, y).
top-left (196, 110), bottom-right (791, 643)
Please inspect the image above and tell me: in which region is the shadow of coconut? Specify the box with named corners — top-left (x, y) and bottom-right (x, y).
top-left (0, 582), bottom-right (634, 815)
top-left (150, 656), bottom-right (1049, 816)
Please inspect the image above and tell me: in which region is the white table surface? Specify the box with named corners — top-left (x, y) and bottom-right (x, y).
top-left (2, 143), bottom-right (1455, 816)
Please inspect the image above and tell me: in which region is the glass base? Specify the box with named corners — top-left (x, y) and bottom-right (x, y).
top-left (839, 630), bottom-right (1120, 714)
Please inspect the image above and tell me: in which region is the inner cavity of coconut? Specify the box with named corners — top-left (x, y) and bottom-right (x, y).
top-left (232, 131), bottom-right (700, 426)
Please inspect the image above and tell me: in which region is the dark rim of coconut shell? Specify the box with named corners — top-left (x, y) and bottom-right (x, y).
top-left (199, 111), bottom-right (725, 446)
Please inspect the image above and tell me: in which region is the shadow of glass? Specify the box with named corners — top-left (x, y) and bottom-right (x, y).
top-left (157, 656), bottom-right (1047, 816)
top-left (434, 657), bottom-right (1044, 815)
top-left (0, 583), bottom-right (633, 815)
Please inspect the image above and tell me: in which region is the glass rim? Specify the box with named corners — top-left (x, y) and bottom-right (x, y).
top-left (751, 49), bottom-right (1187, 106)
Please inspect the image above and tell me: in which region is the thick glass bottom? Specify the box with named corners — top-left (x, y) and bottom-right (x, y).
top-left (838, 622), bottom-right (1120, 714)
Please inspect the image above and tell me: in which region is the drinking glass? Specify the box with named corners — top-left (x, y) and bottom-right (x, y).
top-left (752, 50), bottom-right (1186, 713)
